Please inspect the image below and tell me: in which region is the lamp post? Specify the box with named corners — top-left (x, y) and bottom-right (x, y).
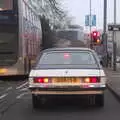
top-left (113, 0), bottom-right (117, 71)
top-left (103, 0), bottom-right (108, 67)
top-left (89, 0), bottom-right (92, 49)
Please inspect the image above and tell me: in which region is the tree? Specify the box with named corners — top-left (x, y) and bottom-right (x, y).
top-left (29, 0), bottom-right (71, 28)
top-left (40, 15), bottom-right (56, 50)
top-left (28, 0), bottom-right (74, 49)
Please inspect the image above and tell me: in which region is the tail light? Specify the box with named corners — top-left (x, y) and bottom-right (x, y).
top-left (34, 77), bottom-right (50, 83)
top-left (84, 77), bottom-right (100, 83)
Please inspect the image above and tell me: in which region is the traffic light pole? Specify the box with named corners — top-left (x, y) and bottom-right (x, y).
top-left (113, 0), bottom-right (117, 71)
top-left (89, 0), bottom-right (92, 49)
top-left (103, 0), bottom-right (108, 67)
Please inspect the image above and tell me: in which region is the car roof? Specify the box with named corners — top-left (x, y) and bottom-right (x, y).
top-left (42, 47), bottom-right (94, 53)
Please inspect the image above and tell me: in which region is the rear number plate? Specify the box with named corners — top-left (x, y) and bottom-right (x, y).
top-left (52, 77), bottom-right (80, 84)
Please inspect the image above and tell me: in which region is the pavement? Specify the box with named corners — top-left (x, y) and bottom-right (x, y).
top-left (104, 67), bottom-right (120, 100)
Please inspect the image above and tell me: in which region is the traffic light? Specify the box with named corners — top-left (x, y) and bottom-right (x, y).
top-left (91, 31), bottom-right (101, 45)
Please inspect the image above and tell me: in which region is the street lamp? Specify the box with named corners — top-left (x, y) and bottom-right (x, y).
top-left (113, 0), bottom-right (117, 71)
top-left (103, 0), bottom-right (108, 67)
top-left (89, 0), bottom-right (92, 48)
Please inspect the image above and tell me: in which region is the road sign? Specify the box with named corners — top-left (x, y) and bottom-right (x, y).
top-left (92, 15), bottom-right (96, 26)
top-left (108, 24), bottom-right (120, 31)
top-left (85, 15), bottom-right (96, 26)
top-left (85, 15), bottom-right (89, 26)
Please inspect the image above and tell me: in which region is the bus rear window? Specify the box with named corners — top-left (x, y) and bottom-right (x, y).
top-left (0, 0), bottom-right (13, 11)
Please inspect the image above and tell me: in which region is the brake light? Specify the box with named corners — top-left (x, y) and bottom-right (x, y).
top-left (90, 77), bottom-right (97, 83)
top-left (84, 77), bottom-right (100, 83)
top-left (64, 53), bottom-right (70, 59)
top-left (34, 78), bottom-right (49, 83)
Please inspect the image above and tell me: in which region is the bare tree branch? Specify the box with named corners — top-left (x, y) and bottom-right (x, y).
top-left (29, 0), bottom-right (73, 28)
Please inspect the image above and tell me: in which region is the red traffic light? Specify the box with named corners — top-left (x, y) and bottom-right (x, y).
top-left (93, 32), bottom-right (97, 37)
top-left (91, 31), bottom-right (100, 38)
top-left (91, 31), bottom-right (101, 45)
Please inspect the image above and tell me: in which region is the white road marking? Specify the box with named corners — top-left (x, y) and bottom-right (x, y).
top-left (16, 82), bottom-right (28, 90)
top-left (16, 92), bottom-right (29, 99)
top-left (20, 87), bottom-right (28, 91)
top-left (6, 87), bottom-right (13, 91)
top-left (0, 93), bottom-right (8, 100)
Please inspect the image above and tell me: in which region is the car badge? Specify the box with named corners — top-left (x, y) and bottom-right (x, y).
top-left (65, 71), bottom-right (68, 74)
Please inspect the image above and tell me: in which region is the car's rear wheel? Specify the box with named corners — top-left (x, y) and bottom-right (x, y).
top-left (95, 94), bottom-right (104, 107)
top-left (32, 95), bottom-right (39, 109)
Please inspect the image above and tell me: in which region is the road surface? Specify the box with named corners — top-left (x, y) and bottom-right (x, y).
top-left (0, 81), bottom-right (120, 120)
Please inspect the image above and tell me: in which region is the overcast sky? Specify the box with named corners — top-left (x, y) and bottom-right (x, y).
top-left (62, 0), bottom-right (120, 30)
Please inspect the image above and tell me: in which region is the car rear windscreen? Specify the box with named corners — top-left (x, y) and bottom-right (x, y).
top-left (38, 51), bottom-right (97, 65)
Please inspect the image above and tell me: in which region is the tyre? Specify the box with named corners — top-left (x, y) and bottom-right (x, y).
top-left (32, 95), bottom-right (39, 109)
top-left (95, 94), bottom-right (104, 107)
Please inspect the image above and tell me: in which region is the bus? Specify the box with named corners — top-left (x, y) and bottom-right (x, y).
top-left (56, 28), bottom-right (84, 42)
top-left (0, 0), bottom-right (42, 76)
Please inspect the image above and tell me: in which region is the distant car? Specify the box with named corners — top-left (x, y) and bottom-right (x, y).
top-left (29, 47), bottom-right (106, 108)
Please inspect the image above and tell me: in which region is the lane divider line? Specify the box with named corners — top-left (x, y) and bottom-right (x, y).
top-left (20, 87), bottom-right (28, 91)
top-left (6, 87), bottom-right (13, 91)
top-left (16, 92), bottom-right (29, 99)
top-left (16, 82), bottom-right (28, 90)
top-left (0, 93), bottom-right (8, 100)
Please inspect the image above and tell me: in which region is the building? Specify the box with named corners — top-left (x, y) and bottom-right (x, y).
top-left (107, 31), bottom-right (113, 53)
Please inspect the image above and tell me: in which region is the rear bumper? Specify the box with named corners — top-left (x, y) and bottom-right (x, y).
top-left (29, 87), bottom-right (106, 95)
top-left (31, 90), bottom-right (104, 95)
